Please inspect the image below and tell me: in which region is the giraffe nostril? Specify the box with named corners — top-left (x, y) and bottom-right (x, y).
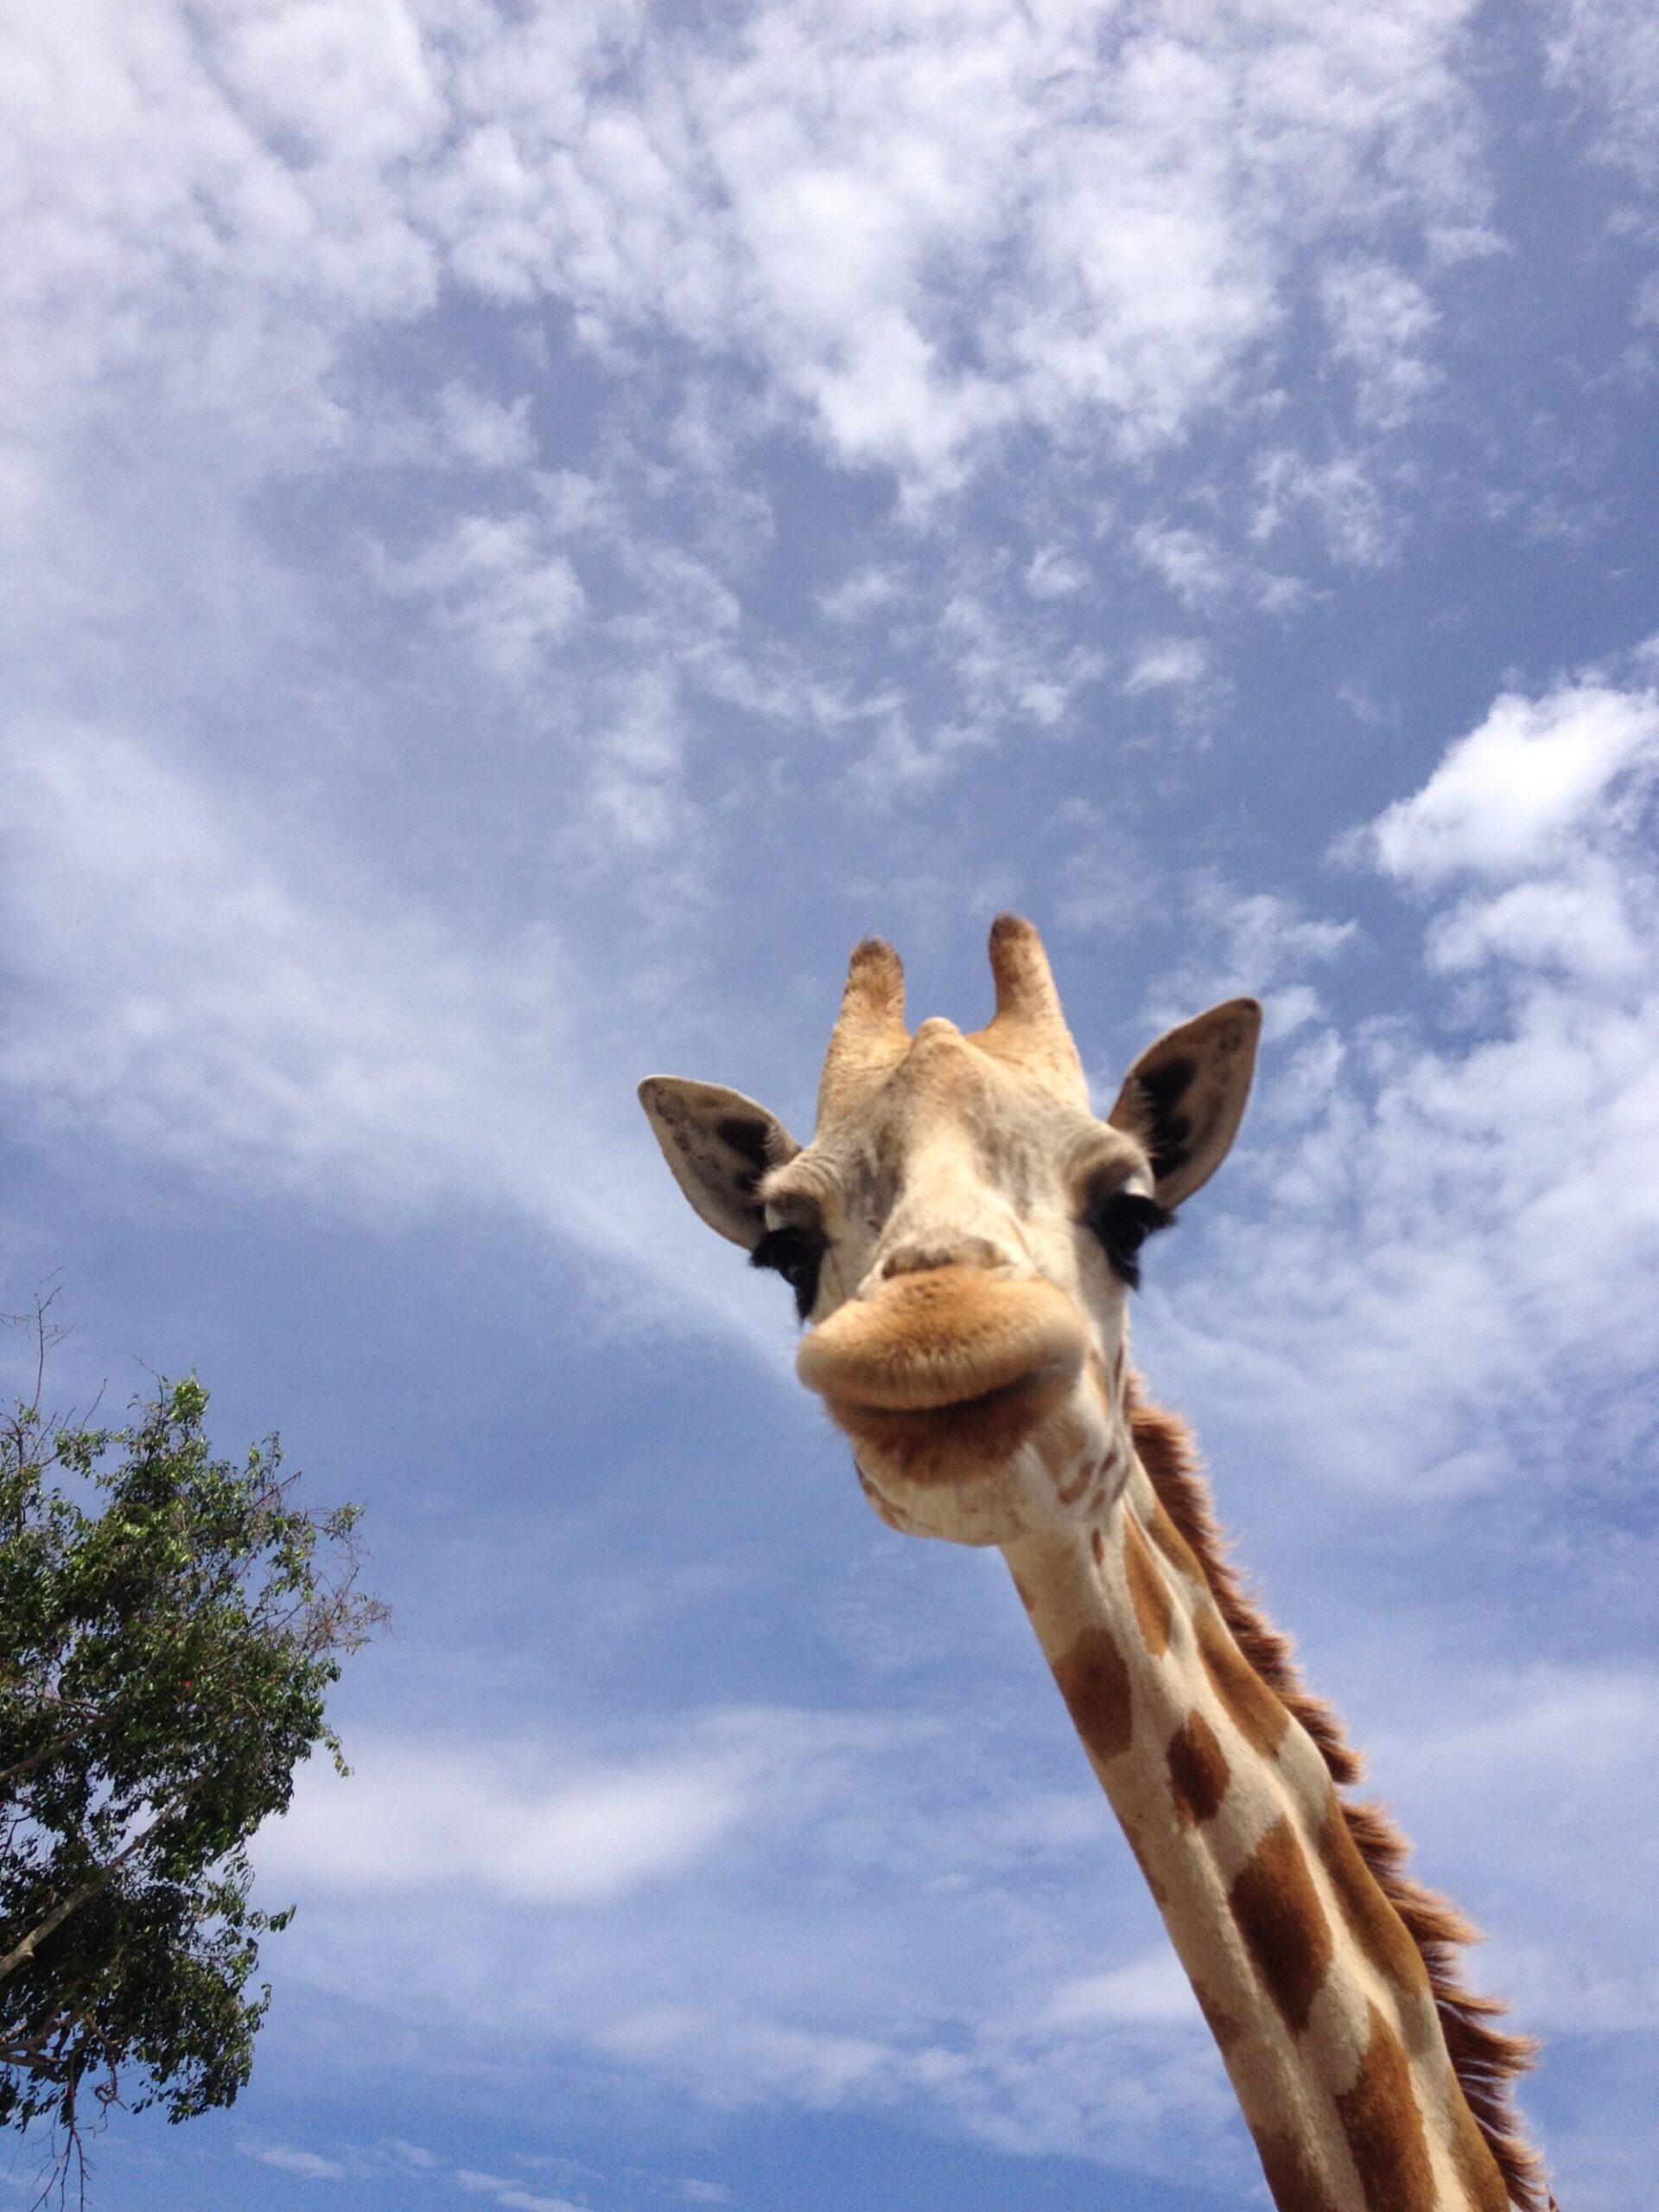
top-left (881, 1236), bottom-right (1007, 1279)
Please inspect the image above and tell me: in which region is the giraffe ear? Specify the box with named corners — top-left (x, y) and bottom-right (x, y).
top-left (1107, 999), bottom-right (1262, 1207)
top-left (639, 1077), bottom-right (802, 1249)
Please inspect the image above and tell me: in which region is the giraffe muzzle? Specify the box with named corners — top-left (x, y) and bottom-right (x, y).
top-left (795, 1267), bottom-right (1088, 1483)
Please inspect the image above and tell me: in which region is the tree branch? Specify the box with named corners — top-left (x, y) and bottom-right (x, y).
top-left (0, 1792), bottom-right (194, 1986)
top-left (0, 1715), bottom-right (111, 1798)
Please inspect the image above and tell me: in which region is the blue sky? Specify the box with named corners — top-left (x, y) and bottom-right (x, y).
top-left (3, 3), bottom-right (1657, 2208)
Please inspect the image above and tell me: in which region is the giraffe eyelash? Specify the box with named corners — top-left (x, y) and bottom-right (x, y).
top-left (1082, 1189), bottom-right (1174, 1289)
top-left (750, 1224), bottom-right (827, 1320)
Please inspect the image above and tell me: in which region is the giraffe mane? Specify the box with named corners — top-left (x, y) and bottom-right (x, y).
top-left (1126, 1380), bottom-right (1555, 2212)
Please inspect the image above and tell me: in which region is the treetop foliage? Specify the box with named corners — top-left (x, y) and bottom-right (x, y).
top-left (1, 1310), bottom-right (387, 2199)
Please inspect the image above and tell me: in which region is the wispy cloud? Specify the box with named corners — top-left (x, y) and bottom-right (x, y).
top-left (1321, 258), bottom-right (1441, 429)
top-left (251, 1702), bottom-right (1250, 2189)
top-left (0, 720), bottom-right (779, 1355)
top-left (1251, 445), bottom-right (1397, 566)
top-left (251, 2144), bottom-right (349, 2181)
top-left (241, 2134), bottom-right (585, 2207)
top-left (6, 3), bottom-right (1487, 499)
top-left (1136, 883), bottom-right (1357, 1040)
top-left (1541, 0), bottom-right (1659, 190)
top-left (258, 1738), bottom-right (748, 1905)
top-left (1122, 637), bottom-right (1211, 696)
top-left (372, 512), bottom-right (588, 685)
top-left (454, 2174), bottom-right (583, 2212)
top-left (1154, 659), bottom-right (1659, 1498)
top-left (1376, 1669), bottom-right (1659, 2032)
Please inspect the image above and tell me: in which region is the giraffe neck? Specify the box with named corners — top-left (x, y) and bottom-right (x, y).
top-left (1001, 1455), bottom-right (1515, 2212)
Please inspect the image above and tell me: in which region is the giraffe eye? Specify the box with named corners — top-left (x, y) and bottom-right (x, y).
top-left (1083, 1189), bottom-right (1173, 1291)
top-left (751, 1224), bottom-right (826, 1320)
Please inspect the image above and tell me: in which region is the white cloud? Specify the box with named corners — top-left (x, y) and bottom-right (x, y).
top-left (602, 2012), bottom-right (893, 2101)
top-left (1541, 0), bottom-right (1659, 188)
top-left (1024, 545), bottom-right (1089, 600)
top-left (578, 669), bottom-right (700, 856)
top-left (0, 0), bottom-right (1520, 865)
top-left (1321, 257), bottom-right (1440, 429)
top-left (1122, 637), bottom-right (1211, 696)
top-left (1129, 524), bottom-right (1233, 610)
top-left (940, 588), bottom-right (1107, 730)
top-left (438, 382), bottom-right (537, 471)
top-left (1154, 664), bottom-right (1659, 1499)
top-left (1424, 858), bottom-right (1646, 982)
top-left (0, 721), bottom-right (556, 1205)
top-left (817, 563), bottom-right (908, 622)
top-left (1366, 679), bottom-right (1659, 881)
top-left (257, 1738), bottom-right (747, 1904)
top-left (3, 1), bottom-right (1488, 499)
top-left (251, 2144), bottom-right (348, 2181)
top-left (1373, 1670), bottom-right (1659, 2032)
top-left (490, 0), bottom-right (1484, 490)
top-left (0, 721), bottom-right (779, 1355)
top-left (247, 2134), bottom-right (591, 2203)
top-left (454, 2173), bottom-right (583, 2212)
top-left (1130, 520), bottom-right (1306, 613)
top-left (372, 511), bottom-right (587, 682)
top-left (379, 2140), bottom-right (441, 2172)
top-left (1135, 884), bottom-right (1356, 1045)
top-left (0, 0), bottom-right (441, 463)
top-left (1252, 445), bottom-right (1395, 565)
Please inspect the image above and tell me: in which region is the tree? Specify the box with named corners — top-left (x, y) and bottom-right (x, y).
top-left (0, 1308), bottom-right (387, 2199)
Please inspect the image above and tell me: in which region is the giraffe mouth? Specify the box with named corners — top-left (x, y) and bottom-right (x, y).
top-left (796, 1268), bottom-right (1086, 1483)
top-left (822, 1367), bottom-right (1079, 1484)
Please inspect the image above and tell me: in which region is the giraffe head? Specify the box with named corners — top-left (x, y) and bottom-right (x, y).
top-left (641, 917), bottom-right (1259, 1548)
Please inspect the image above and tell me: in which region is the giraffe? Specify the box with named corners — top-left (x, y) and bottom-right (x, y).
top-left (639, 915), bottom-right (1554, 2212)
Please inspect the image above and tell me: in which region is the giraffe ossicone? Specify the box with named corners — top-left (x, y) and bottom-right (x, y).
top-left (639, 915), bottom-right (1554, 2212)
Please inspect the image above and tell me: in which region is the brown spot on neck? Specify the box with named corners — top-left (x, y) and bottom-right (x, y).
top-left (1121, 1819), bottom-right (1173, 1910)
top-left (1144, 1486), bottom-right (1207, 1586)
top-left (1318, 1796), bottom-right (1430, 2004)
top-left (1167, 1708), bottom-right (1230, 1825)
top-left (1249, 2126), bottom-right (1343, 2212)
top-left (1196, 1605), bottom-right (1290, 1757)
top-left (1336, 2003), bottom-right (1438, 2212)
top-left (1122, 1510), bottom-right (1173, 1654)
top-left (1230, 1816), bottom-right (1333, 2036)
top-left (1050, 1623), bottom-right (1134, 1765)
top-left (1187, 1961), bottom-right (1243, 2051)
